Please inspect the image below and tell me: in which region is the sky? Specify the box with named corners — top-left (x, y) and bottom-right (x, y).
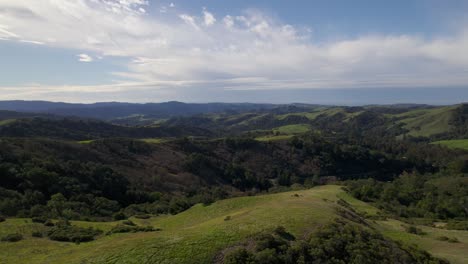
top-left (0, 0), bottom-right (467, 104)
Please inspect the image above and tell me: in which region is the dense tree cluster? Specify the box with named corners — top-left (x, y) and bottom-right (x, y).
top-left (346, 172), bottom-right (468, 221)
top-left (224, 220), bottom-right (448, 264)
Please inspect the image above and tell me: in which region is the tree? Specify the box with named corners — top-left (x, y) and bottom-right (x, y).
top-left (47, 193), bottom-right (67, 218)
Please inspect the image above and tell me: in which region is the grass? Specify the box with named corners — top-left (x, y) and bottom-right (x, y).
top-left (377, 219), bottom-right (468, 264)
top-left (431, 139), bottom-right (468, 150)
top-left (272, 124), bottom-right (311, 134)
top-left (77, 138), bottom-right (170, 145)
top-left (255, 135), bottom-right (294, 141)
top-left (254, 124), bottom-right (311, 141)
top-left (0, 186), bottom-right (340, 264)
top-left (394, 106), bottom-right (457, 137)
top-left (1, 185), bottom-right (467, 264)
top-left (0, 119), bottom-right (16, 126)
top-left (139, 138), bottom-right (170, 144)
top-left (77, 140), bottom-right (95, 144)
top-left (276, 107), bottom-right (347, 121)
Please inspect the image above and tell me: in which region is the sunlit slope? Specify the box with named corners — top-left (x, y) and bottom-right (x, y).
top-left (1, 185), bottom-right (467, 264)
top-left (395, 106), bottom-right (457, 137)
top-left (0, 186), bottom-right (342, 264)
top-left (431, 139), bottom-right (468, 150)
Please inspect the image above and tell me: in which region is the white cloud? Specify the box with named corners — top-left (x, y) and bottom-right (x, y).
top-left (77, 53), bottom-right (93, 62)
top-left (203, 9), bottom-right (216, 26)
top-left (19, 40), bottom-right (44, 45)
top-left (179, 14), bottom-right (199, 30)
top-left (0, 0), bottom-right (467, 102)
top-left (223, 15), bottom-right (234, 28)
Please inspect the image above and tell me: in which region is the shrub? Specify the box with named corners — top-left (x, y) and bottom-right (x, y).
top-left (448, 237), bottom-right (460, 243)
top-left (405, 225), bottom-right (426, 235)
top-left (436, 236), bottom-right (449, 241)
top-left (122, 220), bottom-right (136, 226)
top-left (0, 215), bottom-right (5, 222)
top-left (224, 248), bottom-right (254, 264)
top-left (274, 226), bottom-right (295, 240)
top-left (44, 220), bottom-right (55, 226)
top-left (134, 214), bottom-right (151, 219)
top-left (222, 220), bottom-right (448, 264)
top-left (47, 224), bottom-right (102, 243)
top-left (31, 231), bottom-right (43, 238)
top-left (32, 216), bottom-right (47, 223)
top-left (113, 212), bottom-right (126, 221)
top-left (224, 216), bottom-right (231, 221)
top-left (446, 220), bottom-right (468, 230)
top-left (107, 224), bottom-right (157, 235)
top-left (1, 233), bottom-right (23, 242)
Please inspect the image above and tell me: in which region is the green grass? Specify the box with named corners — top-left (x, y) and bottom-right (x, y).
top-left (1, 185), bottom-right (467, 264)
top-left (77, 138), bottom-right (170, 145)
top-left (77, 140), bottom-right (95, 144)
top-left (0, 186), bottom-right (341, 264)
top-left (276, 107), bottom-right (346, 121)
top-left (394, 106), bottom-right (457, 137)
top-left (255, 135), bottom-right (294, 141)
top-left (431, 139), bottom-right (468, 150)
top-left (139, 138), bottom-right (170, 144)
top-left (377, 219), bottom-right (468, 264)
top-left (272, 124), bottom-right (311, 134)
top-left (0, 119), bottom-right (16, 126)
top-left (276, 111), bottom-right (324, 121)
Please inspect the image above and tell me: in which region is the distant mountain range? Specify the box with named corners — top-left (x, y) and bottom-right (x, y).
top-left (0, 100), bottom-right (437, 121)
top-left (0, 101), bottom-right (285, 120)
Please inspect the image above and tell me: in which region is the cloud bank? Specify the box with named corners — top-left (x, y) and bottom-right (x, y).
top-left (0, 0), bottom-right (467, 102)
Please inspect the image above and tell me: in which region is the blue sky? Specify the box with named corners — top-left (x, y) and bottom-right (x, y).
top-left (0, 0), bottom-right (467, 104)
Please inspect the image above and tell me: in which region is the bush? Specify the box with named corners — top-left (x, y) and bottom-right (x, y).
top-left (44, 220), bottom-right (55, 226)
top-left (32, 216), bottom-right (47, 223)
top-left (134, 214), bottom-right (151, 219)
top-left (31, 231), bottom-right (43, 238)
top-left (47, 224), bottom-right (102, 243)
top-left (446, 220), bottom-right (468, 230)
top-left (107, 224), bottom-right (157, 235)
top-left (222, 220), bottom-right (449, 264)
top-left (436, 236), bottom-right (449, 241)
top-left (113, 212), bottom-right (126, 221)
top-left (122, 220), bottom-right (136, 226)
top-left (0, 215), bottom-right (5, 222)
top-left (224, 248), bottom-right (254, 264)
top-left (405, 225), bottom-right (426, 235)
top-left (224, 216), bottom-right (231, 221)
top-left (1, 233), bottom-right (23, 242)
top-left (448, 237), bottom-right (460, 243)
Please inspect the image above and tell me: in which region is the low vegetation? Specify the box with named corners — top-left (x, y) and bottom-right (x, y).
top-left (224, 220), bottom-right (448, 264)
top-left (1, 233), bottom-right (23, 242)
top-left (432, 139), bottom-right (468, 150)
top-left (46, 220), bottom-right (103, 243)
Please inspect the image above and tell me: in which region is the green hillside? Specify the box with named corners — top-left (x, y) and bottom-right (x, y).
top-left (431, 139), bottom-right (468, 150)
top-left (395, 106), bottom-right (457, 137)
top-left (272, 124), bottom-right (311, 134)
top-left (0, 119), bottom-right (15, 126)
top-left (1, 185), bottom-right (466, 264)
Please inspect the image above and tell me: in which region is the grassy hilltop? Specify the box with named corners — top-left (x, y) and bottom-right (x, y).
top-left (0, 185), bottom-right (466, 264)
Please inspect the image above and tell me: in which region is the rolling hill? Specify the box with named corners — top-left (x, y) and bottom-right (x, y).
top-left (0, 185), bottom-right (465, 264)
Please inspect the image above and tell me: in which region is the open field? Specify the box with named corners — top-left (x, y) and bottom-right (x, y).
top-left (431, 139), bottom-right (468, 150)
top-left (139, 138), bottom-right (171, 144)
top-left (0, 119), bottom-right (16, 126)
top-left (255, 134), bottom-right (294, 141)
top-left (394, 106), bottom-right (456, 137)
top-left (0, 185), bottom-right (467, 264)
top-left (272, 124), bottom-right (311, 134)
